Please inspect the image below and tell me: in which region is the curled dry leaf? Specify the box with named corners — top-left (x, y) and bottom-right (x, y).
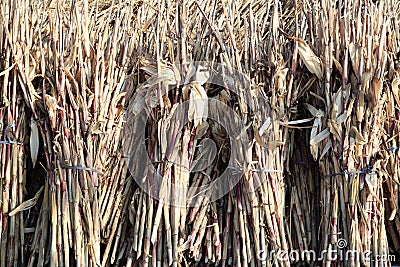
top-left (297, 38), bottom-right (324, 79)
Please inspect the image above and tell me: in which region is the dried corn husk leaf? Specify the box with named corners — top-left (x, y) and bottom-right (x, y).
top-left (297, 38), bottom-right (323, 79)
top-left (310, 128), bottom-right (330, 146)
top-left (389, 208), bottom-right (397, 221)
top-left (364, 176), bottom-right (382, 205)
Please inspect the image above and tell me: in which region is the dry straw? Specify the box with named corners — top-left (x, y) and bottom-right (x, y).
top-left (0, 0), bottom-right (399, 266)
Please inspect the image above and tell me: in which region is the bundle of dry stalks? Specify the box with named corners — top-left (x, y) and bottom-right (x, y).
top-left (288, 0), bottom-right (400, 265)
top-left (1, 0), bottom-right (400, 266)
top-left (119, 0), bottom-right (304, 266)
top-left (1, 1), bottom-right (136, 266)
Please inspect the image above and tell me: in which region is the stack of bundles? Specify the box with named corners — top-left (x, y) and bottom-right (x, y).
top-left (0, 1), bottom-right (137, 266)
top-left (122, 0), bottom-right (299, 266)
top-left (285, 0), bottom-right (400, 265)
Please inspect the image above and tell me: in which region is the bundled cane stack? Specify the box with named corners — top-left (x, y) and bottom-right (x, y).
top-left (286, 0), bottom-right (400, 265)
top-left (0, 0), bottom-right (400, 266)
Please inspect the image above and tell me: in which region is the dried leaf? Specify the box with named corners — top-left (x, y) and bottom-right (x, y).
top-left (195, 121), bottom-right (209, 139)
top-left (259, 117), bottom-right (271, 136)
top-left (310, 128), bottom-right (330, 146)
top-left (306, 104), bottom-right (325, 159)
top-left (0, 63), bottom-right (16, 77)
top-left (333, 57), bottom-right (343, 75)
top-left (349, 42), bottom-right (362, 79)
top-left (192, 64), bottom-right (210, 85)
top-left (30, 117), bottom-right (39, 167)
top-left (297, 38), bottom-right (323, 79)
top-left (320, 140), bottom-right (332, 158)
top-left (389, 209), bottom-right (397, 221)
top-left (364, 176), bottom-right (382, 205)
top-left (9, 186), bottom-right (44, 216)
top-left (356, 91), bottom-right (365, 122)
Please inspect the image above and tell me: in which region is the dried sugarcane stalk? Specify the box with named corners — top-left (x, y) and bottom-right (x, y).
top-left (296, 0), bottom-right (400, 266)
top-left (0, 1), bottom-right (138, 266)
